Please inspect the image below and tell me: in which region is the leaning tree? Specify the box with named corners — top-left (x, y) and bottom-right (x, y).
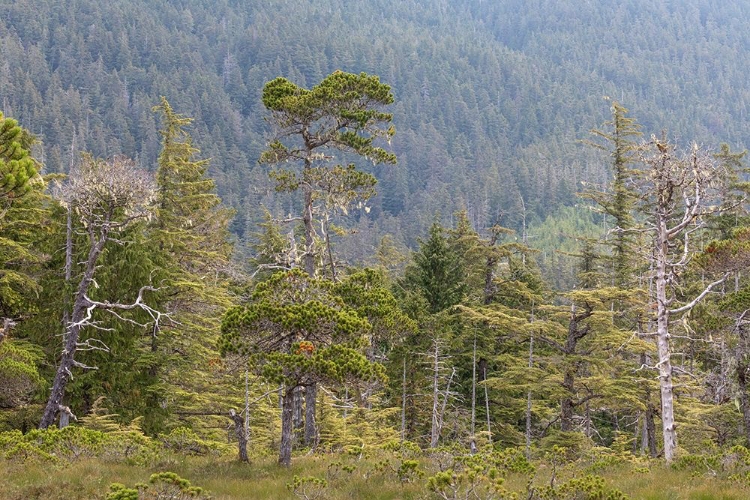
top-left (39, 155), bottom-right (167, 429)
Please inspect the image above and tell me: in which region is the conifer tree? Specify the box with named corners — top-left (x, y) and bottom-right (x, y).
top-left (149, 98), bottom-right (237, 434)
top-left (260, 70), bottom-right (396, 277)
top-left (260, 72), bottom-right (396, 441)
top-left (0, 111), bottom-right (38, 201)
top-left (584, 101), bottom-right (642, 288)
top-left (220, 270), bottom-right (383, 466)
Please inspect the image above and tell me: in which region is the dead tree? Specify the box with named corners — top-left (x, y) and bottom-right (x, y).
top-left (640, 141), bottom-right (730, 462)
top-left (39, 155), bottom-right (162, 429)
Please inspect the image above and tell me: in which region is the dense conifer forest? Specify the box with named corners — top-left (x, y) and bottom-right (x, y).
top-left (2, 1), bottom-right (750, 498)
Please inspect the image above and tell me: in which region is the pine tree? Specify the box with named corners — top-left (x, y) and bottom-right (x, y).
top-left (220, 270), bottom-right (383, 466)
top-left (260, 70), bottom-right (396, 278)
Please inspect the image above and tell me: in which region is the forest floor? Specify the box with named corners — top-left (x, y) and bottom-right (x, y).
top-left (1, 452), bottom-right (749, 500)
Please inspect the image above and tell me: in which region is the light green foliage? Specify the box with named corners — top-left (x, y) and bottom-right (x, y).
top-left (146, 98), bottom-right (237, 435)
top-left (221, 269), bottom-right (383, 388)
top-left (160, 427), bottom-right (230, 457)
top-left (107, 472), bottom-right (210, 500)
top-left (287, 475), bottom-right (328, 500)
top-left (583, 101), bottom-right (642, 290)
top-left (0, 112), bottom-right (48, 320)
top-left (0, 338), bottom-right (43, 408)
top-left (534, 474), bottom-right (629, 500)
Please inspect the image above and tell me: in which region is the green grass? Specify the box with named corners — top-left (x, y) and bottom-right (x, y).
top-left (2, 453), bottom-right (750, 499)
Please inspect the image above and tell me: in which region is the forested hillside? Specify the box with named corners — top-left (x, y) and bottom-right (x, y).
top-left (2, 0), bottom-right (750, 258)
top-left (3, 2), bottom-right (750, 499)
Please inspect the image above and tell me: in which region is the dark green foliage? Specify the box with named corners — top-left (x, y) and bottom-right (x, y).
top-left (402, 222), bottom-right (466, 314)
top-left (221, 270), bottom-right (382, 388)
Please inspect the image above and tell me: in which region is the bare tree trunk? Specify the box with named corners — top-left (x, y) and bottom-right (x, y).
top-left (292, 386), bottom-right (304, 445)
top-left (655, 214), bottom-right (677, 462)
top-left (736, 314), bottom-right (750, 446)
top-left (304, 383), bottom-right (317, 448)
top-left (279, 386), bottom-right (295, 467)
top-left (470, 334), bottom-right (477, 453)
top-left (229, 409), bottom-right (248, 462)
top-left (481, 360), bottom-right (492, 444)
top-left (401, 356), bottom-right (407, 443)
top-left (323, 217), bottom-right (336, 282)
top-left (430, 338), bottom-right (441, 448)
top-left (435, 367), bottom-right (456, 445)
top-left (645, 403), bottom-right (658, 458)
top-left (40, 232), bottom-right (107, 429)
top-left (525, 335), bottom-right (533, 458)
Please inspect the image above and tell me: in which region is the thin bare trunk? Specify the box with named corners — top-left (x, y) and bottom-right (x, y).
top-left (303, 183), bottom-right (315, 276)
top-left (324, 217), bottom-right (337, 282)
top-left (304, 383), bottom-right (317, 447)
top-left (279, 386), bottom-right (295, 466)
top-left (736, 314), bottom-right (750, 446)
top-left (470, 334), bottom-right (477, 453)
top-left (525, 335), bottom-right (533, 458)
top-left (483, 362), bottom-right (492, 444)
top-left (40, 230), bottom-right (108, 429)
top-left (430, 337), bottom-right (441, 448)
top-left (292, 386), bottom-right (303, 445)
top-left (655, 214), bottom-right (677, 462)
top-left (401, 356), bottom-right (407, 443)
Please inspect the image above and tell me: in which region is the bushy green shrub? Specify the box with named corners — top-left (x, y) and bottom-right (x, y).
top-left (106, 472), bottom-right (210, 500)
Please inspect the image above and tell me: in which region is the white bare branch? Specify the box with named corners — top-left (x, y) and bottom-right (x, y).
top-left (669, 273), bottom-right (730, 315)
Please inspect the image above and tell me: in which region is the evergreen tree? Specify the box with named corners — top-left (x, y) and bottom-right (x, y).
top-left (402, 222), bottom-right (466, 314)
top-left (220, 270), bottom-right (383, 466)
top-left (260, 70), bottom-right (396, 278)
top-left (149, 98), bottom-right (237, 434)
top-left (584, 101), bottom-right (642, 289)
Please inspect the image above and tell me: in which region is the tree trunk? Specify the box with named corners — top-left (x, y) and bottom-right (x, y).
top-left (430, 338), bottom-right (441, 448)
top-left (525, 335), bottom-right (533, 458)
top-left (645, 403), bottom-right (658, 458)
top-left (279, 386), bottom-right (295, 466)
top-left (655, 214), bottom-right (677, 462)
top-left (40, 233), bottom-right (107, 429)
top-left (560, 370), bottom-right (575, 432)
top-left (484, 365), bottom-right (492, 445)
top-left (470, 334), bottom-right (477, 453)
top-left (737, 324), bottom-right (750, 446)
top-left (401, 356), bottom-right (407, 443)
top-left (303, 185), bottom-right (315, 276)
top-left (229, 409), bottom-right (248, 462)
top-left (304, 383), bottom-right (317, 447)
top-left (292, 386), bottom-right (304, 445)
